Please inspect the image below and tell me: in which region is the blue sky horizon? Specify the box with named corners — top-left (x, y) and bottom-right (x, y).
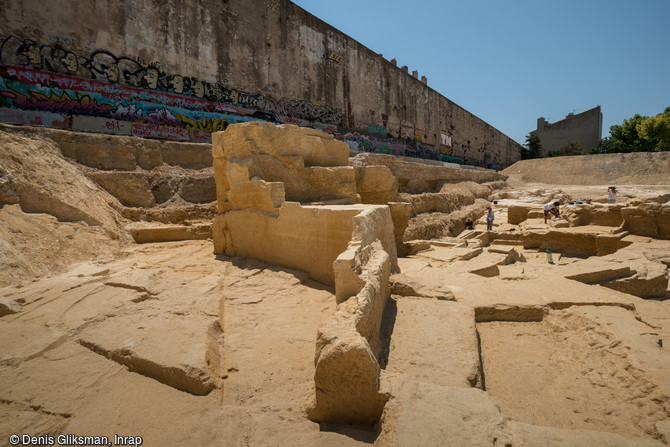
top-left (292, 0), bottom-right (670, 146)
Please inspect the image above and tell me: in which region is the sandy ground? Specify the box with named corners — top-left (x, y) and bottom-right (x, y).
top-left (1, 222), bottom-right (669, 445)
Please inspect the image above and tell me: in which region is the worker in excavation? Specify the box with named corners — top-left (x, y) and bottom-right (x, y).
top-left (543, 201), bottom-right (561, 224)
top-left (486, 206), bottom-right (494, 231)
top-left (608, 186), bottom-right (618, 203)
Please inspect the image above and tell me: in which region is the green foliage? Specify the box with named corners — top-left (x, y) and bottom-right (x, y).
top-left (590, 137), bottom-right (615, 154)
top-left (547, 141), bottom-right (583, 157)
top-left (609, 114), bottom-right (651, 152)
top-left (636, 111), bottom-right (670, 151)
top-left (521, 134), bottom-right (542, 159)
top-left (604, 107), bottom-right (670, 153)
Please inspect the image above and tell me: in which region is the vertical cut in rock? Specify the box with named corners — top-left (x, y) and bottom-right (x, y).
top-left (77, 339), bottom-right (215, 396)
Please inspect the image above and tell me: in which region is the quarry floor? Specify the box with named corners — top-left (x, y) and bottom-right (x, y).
top-left (1, 208), bottom-right (669, 446)
top-left (2, 125), bottom-right (669, 445)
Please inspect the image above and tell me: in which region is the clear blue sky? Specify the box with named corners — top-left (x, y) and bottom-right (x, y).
top-left (292, 0), bottom-right (670, 146)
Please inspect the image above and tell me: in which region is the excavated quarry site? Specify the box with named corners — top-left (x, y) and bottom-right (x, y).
top-left (1, 121), bottom-right (669, 446)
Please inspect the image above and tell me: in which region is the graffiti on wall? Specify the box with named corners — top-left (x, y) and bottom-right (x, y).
top-left (367, 124), bottom-right (386, 135)
top-left (0, 35), bottom-right (471, 164)
top-left (0, 64), bottom-right (260, 141)
top-left (337, 132), bottom-right (464, 165)
top-left (440, 132), bottom-right (452, 148)
top-left (0, 35), bottom-right (344, 125)
top-left (337, 132), bottom-right (407, 157)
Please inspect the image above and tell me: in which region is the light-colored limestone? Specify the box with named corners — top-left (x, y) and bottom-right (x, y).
top-left (622, 203), bottom-right (670, 238)
top-left (126, 222), bottom-right (212, 243)
top-left (309, 240), bottom-right (391, 424)
top-left (211, 123), bottom-right (400, 424)
top-left (389, 273), bottom-right (455, 300)
top-left (212, 123), bottom-right (398, 288)
top-left (1, 122), bottom-right (669, 445)
top-left (215, 122), bottom-right (356, 207)
top-left (377, 375), bottom-right (507, 446)
top-left (350, 152), bottom-right (506, 194)
top-left (215, 204), bottom-right (363, 285)
top-left (353, 164), bottom-right (398, 204)
top-left (506, 420), bottom-right (665, 447)
top-left (384, 299), bottom-right (481, 387)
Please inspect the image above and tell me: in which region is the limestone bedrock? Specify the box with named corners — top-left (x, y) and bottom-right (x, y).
top-left (212, 122), bottom-right (399, 424)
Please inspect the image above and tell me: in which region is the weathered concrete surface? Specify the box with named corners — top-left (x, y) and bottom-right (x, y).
top-left (1, 1), bottom-right (522, 165)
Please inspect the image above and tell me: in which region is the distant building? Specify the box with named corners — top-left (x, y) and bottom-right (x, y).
top-left (531, 106), bottom-right (603, 155)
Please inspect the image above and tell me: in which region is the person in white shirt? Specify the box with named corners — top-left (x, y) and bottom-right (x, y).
top-left (544, 201), bottom-right (560, 224)
top-left (486, 206), bottom-right (494, 231)
top-left (608, 186), bottom-right (617, 203)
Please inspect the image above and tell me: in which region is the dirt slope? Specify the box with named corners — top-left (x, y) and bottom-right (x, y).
top-left (0, 129), bottom-right (128, 285)
top-left (504, 152), bottom-right (670, 185)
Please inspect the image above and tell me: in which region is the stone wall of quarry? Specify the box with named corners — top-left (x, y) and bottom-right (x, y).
top-left (0, 119), bottom-right (507, 423)
top-left (0, 123), bottom-right (217, 284)
top-left (504, 152), bottom-right (670, 185)
top-left (0, 0), bottom-right (522, 167)
top-left (211, 122), bottom-right (397, 423)
top-left (509, 202), bottom-right (670, 239)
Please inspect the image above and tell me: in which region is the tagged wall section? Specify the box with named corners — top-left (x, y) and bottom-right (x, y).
top-left (0, 0), bottom-right (522, 166)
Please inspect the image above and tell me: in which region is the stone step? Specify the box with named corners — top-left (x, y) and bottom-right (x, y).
top-left (491, 239), bottom-right (524, 246)
top-left (126, 223), bottom-right (212, 243)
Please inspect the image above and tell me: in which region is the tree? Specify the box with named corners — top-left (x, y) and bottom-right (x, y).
top-left (521, 134), bottom-right (542, 159)
top-left (590, 137), bottom-right (615, 154)
top-left (547, 141), bottom-right (582, 157)
top-left (608, 114), bottom-right (651, 152)
top-left (561, 141), bottom-right (583, 156)
top-left (637, 108), bottom-right (670, 151)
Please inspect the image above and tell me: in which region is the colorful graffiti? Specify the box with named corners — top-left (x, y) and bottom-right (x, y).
top-left (337, 132), bottom-right (465, 165)
top-left (0, 64), bottom-right (260, 141)
top-left (0, 35), bottom-right (475, 166)
top-left (367, 124), bottom-right (386, 135)
top-left (337, 133), bottom-right (407, 157)
top-left (0, 35), bottom-right (344, 125)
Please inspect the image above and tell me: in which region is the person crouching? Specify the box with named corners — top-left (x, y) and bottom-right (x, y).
top-left (543, 201), bottom-right (560, 224)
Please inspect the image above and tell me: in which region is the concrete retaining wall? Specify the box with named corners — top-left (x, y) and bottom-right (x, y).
top-left (0, 0), bottom-right (522, 166)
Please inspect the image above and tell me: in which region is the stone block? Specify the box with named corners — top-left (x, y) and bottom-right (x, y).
top-left (355, 165), bottom-right (398, 204)
top-left (507, 204), bottom-right (534, 224)
top-left (126, 223), bottom-right (212, 243)
top-left (389, 202), bottom-right (411, 257)
top-left (309, 240), bottom-right (391, 424)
